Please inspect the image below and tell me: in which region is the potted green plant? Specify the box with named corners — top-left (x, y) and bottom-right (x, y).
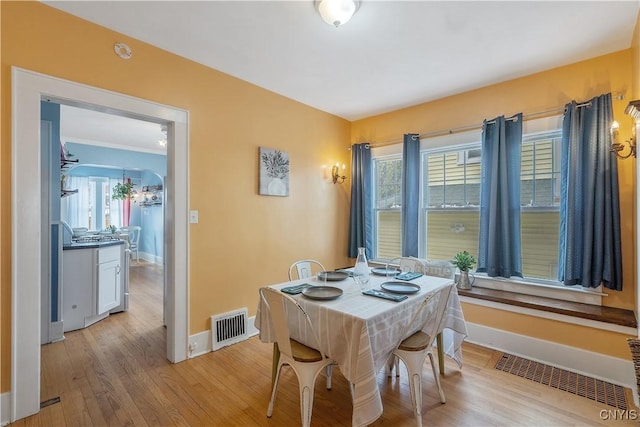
top-left (451, 251), bottom-right (476, 290)
top-left (112, 181), bottom-right (136, 200)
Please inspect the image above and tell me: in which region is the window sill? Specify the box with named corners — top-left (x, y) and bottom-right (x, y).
top-left (457, 286), bottom-right (637, 329)
top-left (471, 275), bottom-right (604, 305)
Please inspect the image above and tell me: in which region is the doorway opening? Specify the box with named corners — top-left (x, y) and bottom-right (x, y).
top-left (11, 67), bottom-right (189, 422)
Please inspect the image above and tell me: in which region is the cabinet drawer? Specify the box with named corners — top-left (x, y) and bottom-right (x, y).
top-left (98, 245), bottom-right (121, 264)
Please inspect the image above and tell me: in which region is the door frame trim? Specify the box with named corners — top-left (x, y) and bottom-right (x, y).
top-left (10, 67), bottom-right (190, 421)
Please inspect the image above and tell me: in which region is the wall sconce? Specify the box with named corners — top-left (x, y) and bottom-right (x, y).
top-left (332, 162), bottom-right (347, 184)
top-left (610, 100), bottom-right (639, 159)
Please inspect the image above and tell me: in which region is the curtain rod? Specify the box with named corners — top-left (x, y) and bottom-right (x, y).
top-left (361, 93), bottom-right (625, 149)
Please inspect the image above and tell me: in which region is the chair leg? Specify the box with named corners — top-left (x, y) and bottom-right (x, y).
top-left (409, 371), bottom-right (423, 427)
top-left (396, 352), bottom-right (425, 427)
top-left (386, 354), bottom-right (400, 378)
top-left (267, 362), bottom-right (284, 418)
top-left (296, 365), bottom-right (323, 427)
top-left (428, 352), bottom-right (446, 403)
top-left (326, 364), bottom-right (333, 390)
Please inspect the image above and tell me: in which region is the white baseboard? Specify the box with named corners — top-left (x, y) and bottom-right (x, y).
top-left (188, 315), bottom-right (258, 359)
top-left (49, 321), bottom-right (64, 343)
top-left (466, 322), bottom-right (636, 390)
top-left (137, 251), bottom-right (163, 265)
top-left (188, 330), bottom-right (211, 358)
top-left (1, 391), bottom-right (10, 426)
top-left (247, 316), bottom-right (259, 337)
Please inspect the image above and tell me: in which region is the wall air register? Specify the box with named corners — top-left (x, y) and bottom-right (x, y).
top-left (211, 308), bottom-right (248, 351)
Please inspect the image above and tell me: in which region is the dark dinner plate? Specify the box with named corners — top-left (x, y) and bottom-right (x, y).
top-left (380, 281), bottom-right (421, 294)
top-left (318, 271), bottom-right (350, 281)
top-left (302, 286), bottom-right (343, 300)
top-left (371, 267), bottom-right (400, 276)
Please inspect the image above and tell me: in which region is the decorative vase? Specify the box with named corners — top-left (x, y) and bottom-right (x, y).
top-left (457, 270), bottom-right (475, 290)
top-left (267, 177), bottom-right (287, 196)
top-left (353, 247), bottom-right (370, 289)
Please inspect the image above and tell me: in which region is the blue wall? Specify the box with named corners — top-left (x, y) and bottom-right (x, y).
top-left (41, 101), bottom-right (61, 322)
top-left (65, 142), bottom-right (166, 176)
top-left (64, 142), bottom-right (166, 261)
top-left (141, 170), bottom-right (164, 260)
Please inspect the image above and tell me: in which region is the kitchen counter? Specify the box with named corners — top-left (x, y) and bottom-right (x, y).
top-left (62, 241), bottom-right (127, 332)
top-left (63, 239), bottom-right (125, 250)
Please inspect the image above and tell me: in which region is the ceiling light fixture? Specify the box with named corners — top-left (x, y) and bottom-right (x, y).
top-left (316, 0), bottom-right (360, 27)
top-left (159, 124), bottom-right (168, 147)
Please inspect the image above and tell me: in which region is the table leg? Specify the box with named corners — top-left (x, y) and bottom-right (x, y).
top-left (436, 333), bottom-right (444, 375)
top-left (271, 343), bottom-right (280, 386)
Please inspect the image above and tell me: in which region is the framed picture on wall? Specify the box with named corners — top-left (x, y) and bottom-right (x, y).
top-left (259, 147), bottom-right (290, 196)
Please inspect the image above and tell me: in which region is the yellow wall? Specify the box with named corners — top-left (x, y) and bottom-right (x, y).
top-left (0, 2), bottom-right (352, 392)
top-left (633, 10), bottom-right (640, 99)
top-left (351, 50), bottom-right (637, 358)
top-left (2, 1), bottom-right (639, 396)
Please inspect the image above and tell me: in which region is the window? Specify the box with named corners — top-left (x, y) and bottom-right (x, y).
top-left (519, 131), bottom-right (562, 279)
top-left (63, 176), bottom-right (123, 230)
top-left (423, 146), bottom-right (481, 263)
top-left (373, 157), bottom-right (402, 259)
top-left (373, 130), bottom-right (562, 282)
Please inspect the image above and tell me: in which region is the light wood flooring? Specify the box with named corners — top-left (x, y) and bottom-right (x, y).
top-left (16, 261), bottom-right (637, 426)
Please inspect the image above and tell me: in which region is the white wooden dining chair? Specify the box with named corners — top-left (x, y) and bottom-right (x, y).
top-left (385, 256), bottom-right (426, 274)
top-left (288, 259), bottom-right (325, 281)
top-left (119, 225), bottom-right (141, 262)
top-left (390, 285), bottom-right (452, 427)
top-left (259, 287), bottom-right (336, 427)
top-left (421, 259), bottom-right (455, 280)
top-left (384, 256), bottom-right (427, 376)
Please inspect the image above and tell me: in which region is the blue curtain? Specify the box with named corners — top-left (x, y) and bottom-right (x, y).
top-left (402, 134), bottom-right (420, 257)
top-left (348, 143), bottom-right (373, 258)
top-left (477, 113), bottom-right (523, 278)
top-left (558, 93), bottom-right (622, 290)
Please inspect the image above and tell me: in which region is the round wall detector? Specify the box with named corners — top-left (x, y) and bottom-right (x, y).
top-left (114, 42), bottom-right (132, 59)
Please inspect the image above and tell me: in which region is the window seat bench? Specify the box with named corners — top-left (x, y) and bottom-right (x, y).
top-left (457, 286), bottom-right (637, 329)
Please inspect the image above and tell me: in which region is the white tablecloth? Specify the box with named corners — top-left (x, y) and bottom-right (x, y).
top-left (255, 273), bottom-right (468, 427)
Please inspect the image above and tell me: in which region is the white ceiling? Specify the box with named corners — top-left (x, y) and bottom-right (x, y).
top-left (60, 104), bottom-right (167, 155)
top-left (47, 0), bottom-right (639, 151)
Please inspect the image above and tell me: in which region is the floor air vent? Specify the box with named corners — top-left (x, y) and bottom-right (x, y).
top-left (495, 352), bottom-right (628, 410)
top-left (211, 308), bottom-right (248, 351)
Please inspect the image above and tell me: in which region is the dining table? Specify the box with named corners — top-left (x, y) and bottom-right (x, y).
top-left (254, 269), bottom-right (468, 427)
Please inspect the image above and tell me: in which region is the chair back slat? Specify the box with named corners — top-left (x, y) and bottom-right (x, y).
top-left (288, 259), bottom-right (325, 280)
top-left (422, 259), bottom-right (455, 280)
top-left (398, 285), bottom-right (453, 347)
top-left (260, 287), bottom-right (325, 358)
top-left (386, 257), bottom-right (426, 274)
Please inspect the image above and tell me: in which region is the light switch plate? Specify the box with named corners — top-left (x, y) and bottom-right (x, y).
top-left (189, 210), bottom-right (199, 223)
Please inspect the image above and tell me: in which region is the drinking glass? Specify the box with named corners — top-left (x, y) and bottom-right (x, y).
top-left (354, 273), bottom-right (370, 292)
top-left (317, 271), bottom-right (327, 286)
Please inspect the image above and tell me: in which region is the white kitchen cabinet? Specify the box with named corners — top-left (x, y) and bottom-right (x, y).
top-left (97, 245), bottom-right (121, 314)
top-left (62, 242), bottom-right (123, 332)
